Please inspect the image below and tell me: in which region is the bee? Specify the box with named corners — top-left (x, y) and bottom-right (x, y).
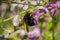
top-left (23, 12), bottom-right (35, 26)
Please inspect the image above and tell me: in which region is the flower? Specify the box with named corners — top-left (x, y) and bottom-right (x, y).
top-left (51, 9), bottom-right (57, 16)
top-left (46, 1), bottom-right (56, 10)
top-left (33, 27), bottom-right (40, 38)
top-left (49, 1), bottom-right (56, 4)
top-left (33, 9), bottom-right (40, 25)
top-left (46, 1), bottom-right (57, 16)
top-left (23, 5), bottom-right (28, 10)
top-left (33, 10), bottom-right (39, 20)
top-left (39, 9), bottom-right (46, 13)
top-left (28, 31), bottom-right (35, 39)
top-left (34, 19), bottom-right (37, 25)
top-left (28, 25), bottom-right (40, 39)
top-left (13, 15), bottom-right (19, 26)
top-left (18, 4), bottom-right (23, 8)
top-left (38, 6), bottom-right (49, 13)
top-left (56, 1), bottom-right (60, 9)
top-left (30, 1), bottom-right (37, 5)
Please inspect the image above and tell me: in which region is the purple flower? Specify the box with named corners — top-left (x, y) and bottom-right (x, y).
top-left (34, 19), bottom-right (37, 25)
top-left (28, 25), bottom-right (40, 40)
top-left (33, 10), bottom-right (39, 20)
top-left (46, 1), bottom-right (56, 8)
top-left (49, 1), bottom-right (56, 4)
top-left (39, 9), bottom-right (46, 13)
top-left (37, 6), bottom-right (48, 13)
top-left (46, 1), bottom-right (57, 16)
top-left (51, 9), bottom-right (57, 16)
top-left (56, 1), bottom-right (60, 9)
top-left (33, 10), bottom-right (40, 25)
top-left (28, 30), bottom-right (35, 40)
top-left (46, 1), bottom-right (56, 7)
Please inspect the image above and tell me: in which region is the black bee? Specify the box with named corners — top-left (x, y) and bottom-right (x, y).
top-left (23, 12), bottom-right (35, 26)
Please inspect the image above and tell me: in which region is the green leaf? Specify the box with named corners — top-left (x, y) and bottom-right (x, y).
top-left (46, 22), bottom-right (53, 30)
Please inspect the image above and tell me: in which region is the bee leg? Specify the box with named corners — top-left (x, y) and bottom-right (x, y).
top-left (26, 25), bottom-right (29, 32)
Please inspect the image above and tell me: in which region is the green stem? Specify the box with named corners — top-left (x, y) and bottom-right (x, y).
top-left (0, 16), bottom-right (14, 25)
top-left (41, 22), bottom-right (43, 33)
top-left (52, 28), bottom-right (54, 40)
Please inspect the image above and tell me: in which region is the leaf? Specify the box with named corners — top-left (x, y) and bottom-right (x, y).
top-left (46, 22), bottom-right (53, 30)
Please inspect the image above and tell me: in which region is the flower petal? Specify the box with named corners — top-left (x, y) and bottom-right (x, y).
top-left (23, 5), bottom-right (28, 10)
top-left (51, 9), bottom-right (57, 16)
top-left (28, 31), bottom-right (34, 39)
top-left (46, 1), bottom-right (56, 8)
top-left (39, 9), bottom-right (46, 13)
top-left (30, 1), bottom-right (37, 5)
top-left (33, 10), bottom-right (39, 20)
top-left (49, 1), bottom-right (56, 4)
top-left (13, 15), bottom-right (19, 26)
